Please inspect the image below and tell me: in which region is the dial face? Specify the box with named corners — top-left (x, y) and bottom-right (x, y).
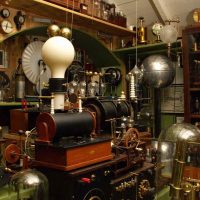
top-left (152, 22), bottom-right (163, 35)
top-left (193, 8), bottom-right (200, 23)
top-left (0, 8), bottom-right (10, 18)
top-left (1, 20), bottom-right (13, 34)
top-left (18, 15), bottom-right (25, 24)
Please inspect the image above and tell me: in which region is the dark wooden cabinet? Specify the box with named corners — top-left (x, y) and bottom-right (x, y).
top-left (183, 24), bottom-right (200, 124)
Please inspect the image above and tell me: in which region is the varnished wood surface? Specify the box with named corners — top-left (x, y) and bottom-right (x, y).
top-left (35, 140), bottom-right (113, 171)
top-left (2, 0), bottom-right (134, 36)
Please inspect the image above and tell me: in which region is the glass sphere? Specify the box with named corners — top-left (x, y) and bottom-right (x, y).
top-left (160, 24), bottom-right (178, 44)
top-left (156, 123), bottom-right (200, 182)
top-left (9, 169), bottom-right (48, 200)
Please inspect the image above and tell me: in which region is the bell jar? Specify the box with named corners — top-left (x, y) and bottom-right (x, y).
top-left (155, 123), bottom-right (200, 200)
top-left (9, 169), bottom-right (48, 200)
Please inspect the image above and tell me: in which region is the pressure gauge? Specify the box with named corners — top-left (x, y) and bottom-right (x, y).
top-left (193, 8), bottom-right (200, 23)
top-left (152, 22), bottom-right (163, 42)
top-left (0, 20), bottom-right (13, 34)
top-left (14, 11), bottom-right (26, 30)
top-left (0, 8), bottom-right (10, 18)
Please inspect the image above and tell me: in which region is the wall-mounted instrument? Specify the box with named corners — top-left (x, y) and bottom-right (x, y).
top-left (0, 19), bottom-right (13, 34)
top-left (0, 8), bottom-right (10, 18)
top-left (14, 11), bottom-right (25, 30)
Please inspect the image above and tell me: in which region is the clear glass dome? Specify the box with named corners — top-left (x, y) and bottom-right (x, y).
top-left (155, 123), bottom-right (200, 188)
top-left (9, 169), bottom-right (48, 200)
top-left (160, 24), bottom-right (178, 44)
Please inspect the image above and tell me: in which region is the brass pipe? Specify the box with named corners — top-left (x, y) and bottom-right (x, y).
top-left (170, 139), bottom-right (188, 200)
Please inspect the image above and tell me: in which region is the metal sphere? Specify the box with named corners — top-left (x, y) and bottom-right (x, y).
top-left (142, 54), bottom-right (175, 88)
top-left (47, 24), bottom-right (60, 37)
top-left (60, 27), bottom-right (72, 39)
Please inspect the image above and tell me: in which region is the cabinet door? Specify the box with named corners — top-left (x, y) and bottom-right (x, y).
top-left (183, 25), bottom-right (200, 124)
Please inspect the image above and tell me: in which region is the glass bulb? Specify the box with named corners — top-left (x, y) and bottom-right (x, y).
top-left (68, 80), bottom-right (78, 94)
top-left (78, 81), bottom-right (86, 97)
top-left (160, 24), bottom-right (178, 44)
top-left (88, 81), bottom-right (98, 96)
top-left (98, 82), bottom-right (106, 96)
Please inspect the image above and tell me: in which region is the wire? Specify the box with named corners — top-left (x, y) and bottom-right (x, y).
top-left (135, 0), bottom-right (138, 66)
top-left (70, 0), bottom-right (74, 41)
top-left (117, 0), bottom-right (137, 6)
top-left (24, 127), bottom-right (36, 159)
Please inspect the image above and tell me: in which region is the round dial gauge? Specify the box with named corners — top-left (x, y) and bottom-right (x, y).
top-left (193, 8), bottom-right (200, 23)
top-left (152, 22), bottom-right (163, 36)
top-left (0, 8), bottom-right (10, 18)
top-left (0, 20), bottom-right (13, 34)
top-left (18, 15), bottom-right (25, 24)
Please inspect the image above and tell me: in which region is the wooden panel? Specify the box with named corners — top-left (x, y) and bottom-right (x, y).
top-left (184, 165), bottom-right (200, 180)
top-left (46, 0), bottom-right (80, 11)
top-left (2, 0), bottom-right (134, 36)
top-left (10, 109), bottom-right (28, 133)
top-left (34, 140), bottom-right (113, 171)
top-left (67, 141), bottom-right (112, 165)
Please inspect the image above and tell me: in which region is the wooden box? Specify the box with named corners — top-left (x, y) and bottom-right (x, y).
top-left (35, 139), bottom-right (113, 171)
top-left (10, 109), bottom-right (38, 133)
top-left (46, 0), bottom-right (80, 11)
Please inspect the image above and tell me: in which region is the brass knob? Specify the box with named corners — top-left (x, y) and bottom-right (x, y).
top-left (47, 24), bottom-right (60, 37)
top-left (138, 179), bottom-right (150, 199)
top-left (60, 27), bottom-right (72, 39)
top-left (116, 185), bottom-right (123, 192)
top-left (104, 170), bottom-right (110, 176)
top-left (91, 174), bottom-right (96, 182)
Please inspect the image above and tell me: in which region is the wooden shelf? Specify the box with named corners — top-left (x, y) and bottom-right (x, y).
top-left (191, 114), bottom-right (200, 119)
top-left (0, 102), bottom-right (37, 107)
top-left (2, 0), bottom-right (134, 36)
top-left (113, 41), bottom-right (182, 59)
top-left (190, 50), bottom-right (200, 55)
top-left (190, 88), bottom-right (200, 91)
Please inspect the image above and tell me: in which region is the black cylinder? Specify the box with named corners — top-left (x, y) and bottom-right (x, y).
top-left (49, 78), bottom-right (67, 93)
top-left (83, 99), bottom-right (131, 133)
top-left (36, 111), bottom-right (95, 142)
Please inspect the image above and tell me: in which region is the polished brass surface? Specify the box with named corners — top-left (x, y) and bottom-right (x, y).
top-left (170, 140), bottom-right (188, 199)
top-left (47, 24), bottom-right (60, 37)
top-left (60, 27), bottom-right (72, 39)
top-left (138, 179), bottom-right (151, 199)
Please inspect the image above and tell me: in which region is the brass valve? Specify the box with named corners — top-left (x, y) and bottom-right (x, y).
top-left (115, 179), bottom-right (136, 192)
top-left (138, 179), bottom-right (151, 199)
top-left (104, 170), bottom-right (110, 176)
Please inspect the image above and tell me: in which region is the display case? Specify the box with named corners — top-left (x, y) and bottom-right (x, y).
top-left (182, 24), bottom-right (200, 124)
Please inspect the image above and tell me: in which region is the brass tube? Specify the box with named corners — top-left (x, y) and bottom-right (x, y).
top-left (170, 140), bottom-right (188, 200)
top-left (170, 184), bottom-right (182, 200)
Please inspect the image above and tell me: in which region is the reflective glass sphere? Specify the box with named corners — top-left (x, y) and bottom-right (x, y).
top-left (9, 169), bottom-right (48, 200)
top-left (160, 24), bottom-right (178, 44)
top-left (156, 123), bottom-right (200, 180)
